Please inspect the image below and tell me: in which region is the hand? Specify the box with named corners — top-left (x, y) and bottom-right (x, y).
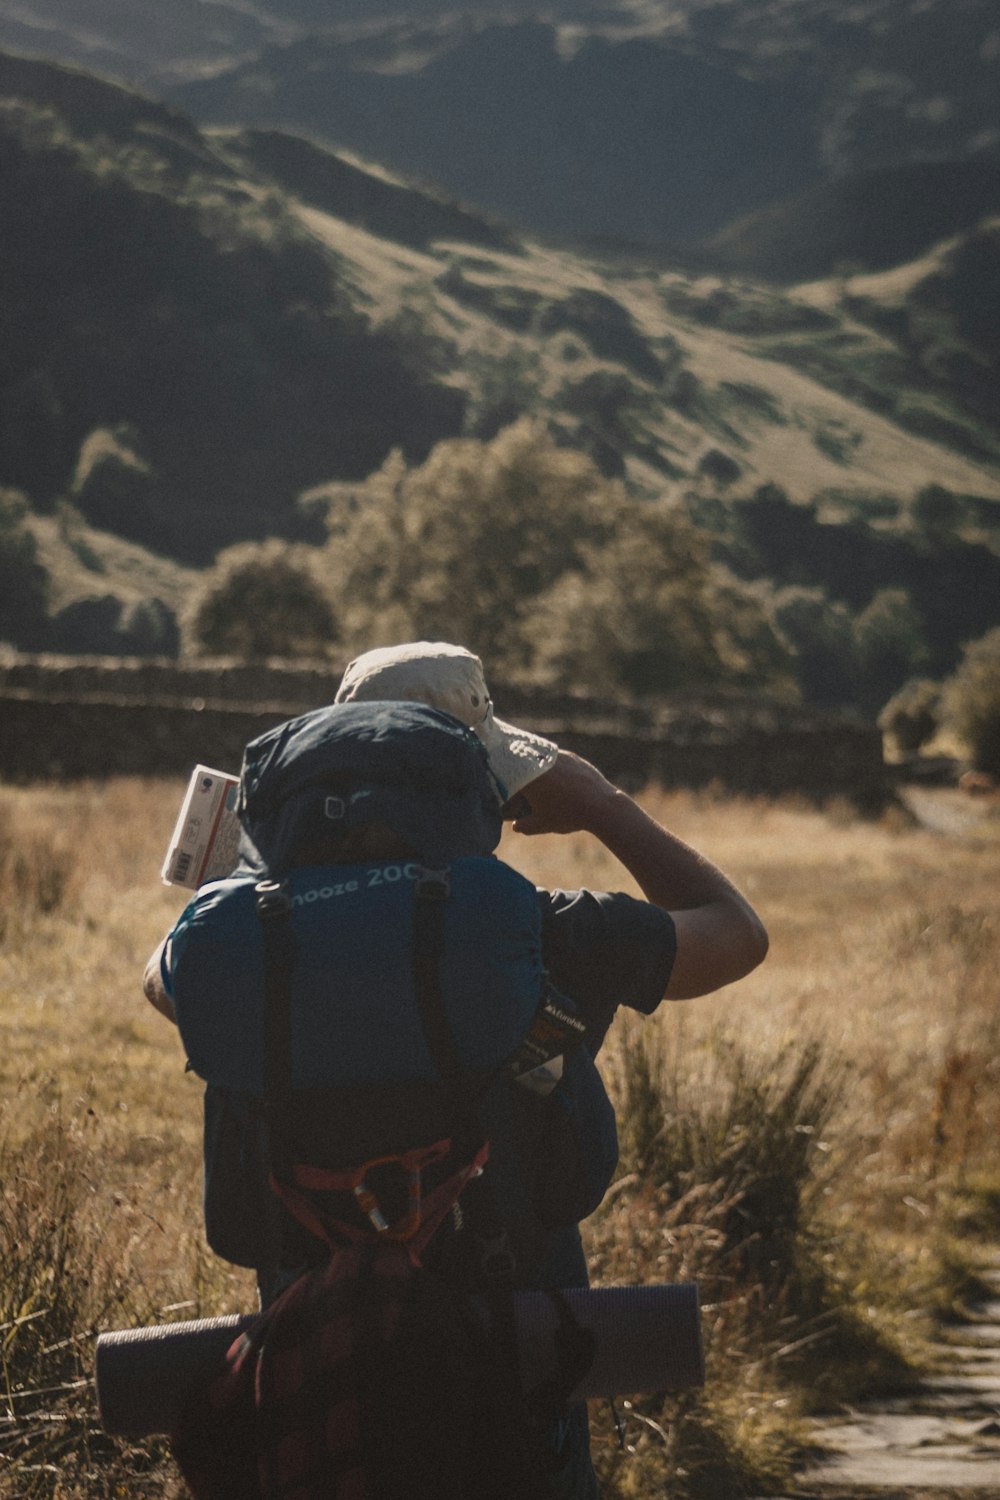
top-left (511, 750), bottom-right (619, 836)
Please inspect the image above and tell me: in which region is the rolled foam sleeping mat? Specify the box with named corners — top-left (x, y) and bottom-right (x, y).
top-left (95, 1281), bottom-right (703, 1438)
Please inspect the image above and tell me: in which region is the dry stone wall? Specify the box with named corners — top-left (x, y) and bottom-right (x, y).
top-left (0, 653), bottom-right (890, 809)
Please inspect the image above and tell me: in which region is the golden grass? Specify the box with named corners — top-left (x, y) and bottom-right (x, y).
top-left (502, 787), bottom-right (1000, 1217)
top-left (1, 777), bottom-right (998, 1496)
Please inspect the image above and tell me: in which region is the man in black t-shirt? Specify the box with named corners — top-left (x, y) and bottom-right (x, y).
top-left (143, 644), bottom-right (768, 1498)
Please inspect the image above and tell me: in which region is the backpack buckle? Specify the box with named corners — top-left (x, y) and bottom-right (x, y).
top-left (353, 1156), bottom-right (422, 1240)
top-left (255, 879), bottom-right (292, 919)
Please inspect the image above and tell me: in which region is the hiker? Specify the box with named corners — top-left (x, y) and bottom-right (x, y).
top-left (142, 657), bottom-right (767, 1498)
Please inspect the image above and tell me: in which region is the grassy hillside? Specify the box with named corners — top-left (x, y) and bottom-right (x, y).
top-left (8, 2), bottom-right (998, 263)
top-left (174, 23), bottom-right (823, 247)
top-left (0, 52), bottom-right (466, 563)
top-left (166, 3), bottom-right (1000, 258)
top-left (2, 48), bottom-right (1000, 697)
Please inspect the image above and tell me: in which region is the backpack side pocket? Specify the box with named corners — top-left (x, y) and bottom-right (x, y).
top-left (531, 1053), bottom-right (619, 1229)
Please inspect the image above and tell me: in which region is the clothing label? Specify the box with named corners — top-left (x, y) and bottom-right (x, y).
top-left (505, 991), bottom-right (586, 1094)
top-left (514, 1053), bottom-right (564, 1097)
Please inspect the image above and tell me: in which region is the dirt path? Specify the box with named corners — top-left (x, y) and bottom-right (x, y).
top-left (790, 1264), bottom-right (1000, 1496)
top-left (900, 786), bottom-right (1000, 840)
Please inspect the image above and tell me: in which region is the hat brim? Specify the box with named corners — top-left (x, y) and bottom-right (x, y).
top-left (475, 706), bottom-right (559, 802)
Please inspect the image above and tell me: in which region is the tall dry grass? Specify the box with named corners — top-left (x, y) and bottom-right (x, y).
top-left (501, 788), bottom-right (1000, 1494)
top-left (0, 777), bottom-right (998, 1496)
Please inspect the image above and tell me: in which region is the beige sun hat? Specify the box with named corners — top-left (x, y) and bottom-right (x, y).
top-left (335, 641), bottom-right (558, 801)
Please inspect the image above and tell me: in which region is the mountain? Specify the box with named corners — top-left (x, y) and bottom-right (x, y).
top-left (0, 0), bottom-right (598, 87)
top-left (5, 2), bottom-right (997, 263)
top-left (172, 23), bottom-right (824, 247)
top-left (0, 51), bottom-right (466, 563)
top-left (2, 48), bottom-right (999, 676)
top-left (706, 159), bottom-right (1000, 283)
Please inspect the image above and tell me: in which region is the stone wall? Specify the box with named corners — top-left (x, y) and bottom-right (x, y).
top-left (0, 653), bottom-right (890, 809)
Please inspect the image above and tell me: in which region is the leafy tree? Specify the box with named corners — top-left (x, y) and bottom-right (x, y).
top-left (528, 518), bottom-right (790, 697)
top-left (48, 593), bottom-right (180, 657)
top-left (324, 420), bottom-right (789, 696)
top-left (120, 597), bottom-right (180, 657)
top-left (878, 677), bottom-right (941, 758)
top-left (772, 586), bottom-right (857, 708)
top-left (325, 420), bottom-right (618, 671)
top-left (941, 627), bottom-right (1000, 775)
top-left (186, 541), bottom-right (338, 659)
top-left (853, 587), bottom-right (930, 714)
top-left (912, 483), bottom-right (964, 540)
top-left (0, 488), bottom-right (49, 648)
top-left (50, 596), bottom-right (127, 655)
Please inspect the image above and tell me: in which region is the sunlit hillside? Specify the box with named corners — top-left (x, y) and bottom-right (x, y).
top-left (4, 52), bottom-right (999, 552)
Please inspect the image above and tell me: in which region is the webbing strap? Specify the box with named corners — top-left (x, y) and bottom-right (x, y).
top-left (256, 880), bottom-right (296, 1167)
top-left (411, 868), bottom-right (474, 1102)
top-left (254, 865), bottom-right (492, 1257)
top-left (268, 1139), bottom-right (490, 1256)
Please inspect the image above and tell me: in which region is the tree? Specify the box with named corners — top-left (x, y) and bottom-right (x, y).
top-left (941, 627), bottom-right (1000, 775)
top-left (912, 483), bottom-right (964, 541)
top-left (528, 514), bottom-right (790, 698)
top-left (853, 587), bottom-right (930, 714)
top-left (878, 678), bottom-right (941, 757)
top-left (186, 541), bottom-right (339, 659)
top-left (0, 488), bottom-right (49, 649)
top-left (323, 420), bottom-right (790, 697)
top-left (772, 587), bottom-right (857, 708)
top-left (325, 420), bottom-right (619, 672)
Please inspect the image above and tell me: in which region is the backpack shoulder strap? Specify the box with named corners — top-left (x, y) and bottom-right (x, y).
top-left (410, 866), bottom-right (476, 1107)
top-left (255, 880), bottom-right (296, 1163)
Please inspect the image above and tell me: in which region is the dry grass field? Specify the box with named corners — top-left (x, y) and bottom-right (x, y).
top-left (1, 775), bottom-right (998, 1497)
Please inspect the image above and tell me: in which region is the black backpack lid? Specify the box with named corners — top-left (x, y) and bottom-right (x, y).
top-left (237, 701), bottom-right (505, 873)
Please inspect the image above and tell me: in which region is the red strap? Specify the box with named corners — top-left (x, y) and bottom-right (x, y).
top-left (269, 1139), bottom-right (490, 1255)
top-left (290, 1138), bottom-right (452, 1194)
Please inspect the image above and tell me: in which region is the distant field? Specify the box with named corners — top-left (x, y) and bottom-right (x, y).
top-left (1, 777), bottom-right (998, 1497)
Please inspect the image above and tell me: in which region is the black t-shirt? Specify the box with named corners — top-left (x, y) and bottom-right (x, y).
top-left (540, 887), bottom-right (677, 1042)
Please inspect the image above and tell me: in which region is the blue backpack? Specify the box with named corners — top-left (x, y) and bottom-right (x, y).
top-left (168, 701), bottom-right (618, 1277)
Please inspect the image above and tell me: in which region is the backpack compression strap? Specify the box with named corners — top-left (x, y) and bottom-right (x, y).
top-left (256, 879), bottom-right (297, 1175)
top-left (254, 869), bottom-right (491, 1253)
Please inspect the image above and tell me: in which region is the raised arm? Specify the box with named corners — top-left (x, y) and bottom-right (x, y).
top-left (512, 750), bottom-right (768, 1000)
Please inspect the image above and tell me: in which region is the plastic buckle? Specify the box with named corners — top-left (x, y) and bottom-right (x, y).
top-left (254, 879), bottom-right (292, 919)
top-left (353, 1157), bottom-right (423, 1241)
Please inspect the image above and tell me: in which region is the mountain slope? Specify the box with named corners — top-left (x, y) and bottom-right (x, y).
top-left (706, 159), bottom-right (1000, 283)
top-left (174, 23), bottom-right (824, 246)
top-left (6, 1), bottom-right (998, 267)
top-left (3, 47), bottom-right (999, 634)
top-left (0, 53), bottom-right (466, 562)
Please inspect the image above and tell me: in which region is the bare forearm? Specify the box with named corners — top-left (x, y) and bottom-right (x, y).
top-left (581, 783), bottom-right (746, 910)
top-left (514, 751), bottom-right (768, 999)
top-left (580, 786), bottom-right (767, 997)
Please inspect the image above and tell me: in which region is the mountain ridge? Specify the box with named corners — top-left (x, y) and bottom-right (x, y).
top-left (4, 2), bottom-right (997, 263)
top-left (2, 47), bottom-right (999, 686)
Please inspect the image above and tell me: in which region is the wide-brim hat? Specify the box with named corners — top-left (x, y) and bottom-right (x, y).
top-left (335, 641), bottom-right (558, 802)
